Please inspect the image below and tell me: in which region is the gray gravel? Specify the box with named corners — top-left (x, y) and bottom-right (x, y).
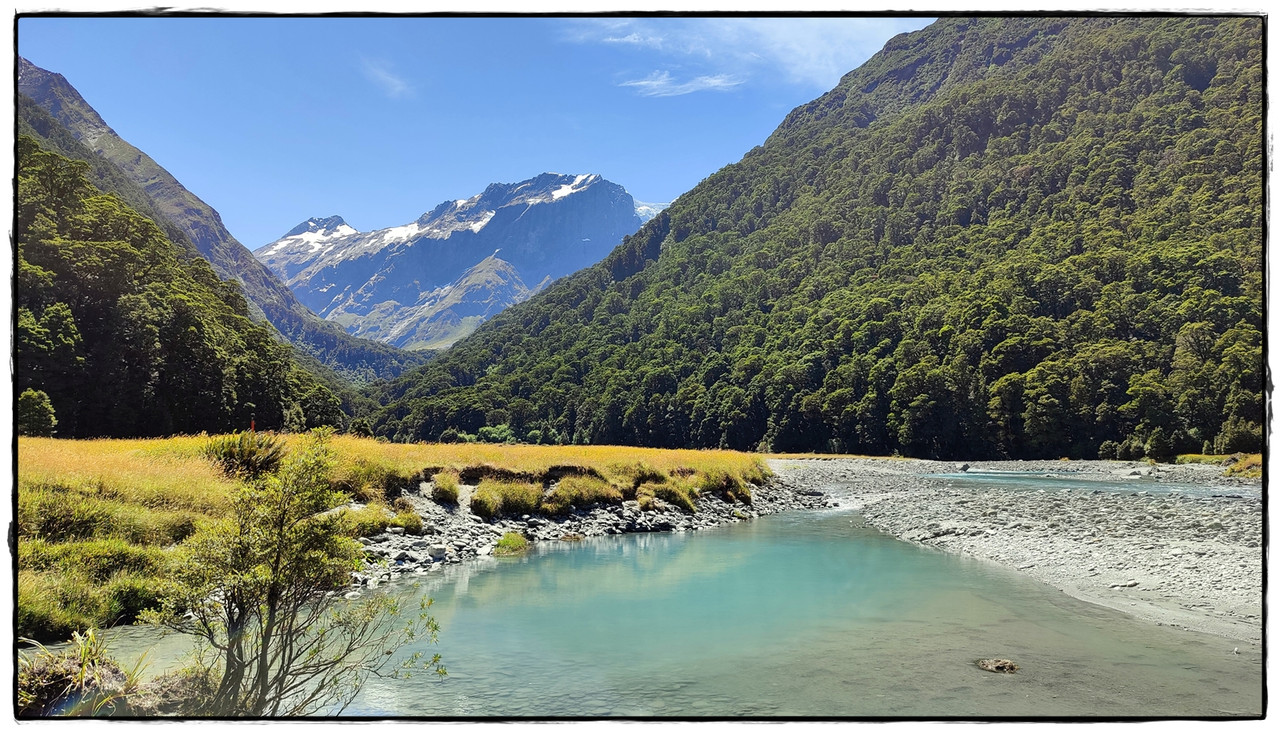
top-left (348, 472), bottom-right (832, 589)
top-left (768, 457), bottom-right (1263, 644)
top-left (346, 457), bottom-right (1261, 646)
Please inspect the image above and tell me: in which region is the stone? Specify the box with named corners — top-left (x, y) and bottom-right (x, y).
top-left (976, 658), bottom-right (1019, 674)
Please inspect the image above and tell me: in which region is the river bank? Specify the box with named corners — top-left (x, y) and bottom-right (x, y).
top-left (350, 470), bottom-right (834, 586)
top-left (769, 457), bottom-right (1263, 644)
top-left (354, 457), bottom-right (1262, 646)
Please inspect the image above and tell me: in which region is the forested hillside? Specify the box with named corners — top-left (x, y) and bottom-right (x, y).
top-left (18, 59), bottom-right (427, 384)
top-left (371, 16), bottom-right (1263, 460)
top-left (16, 137), bottom-right (346, 437)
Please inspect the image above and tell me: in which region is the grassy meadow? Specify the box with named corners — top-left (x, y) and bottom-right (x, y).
top-left (16, 434), bottom-right (770, 642)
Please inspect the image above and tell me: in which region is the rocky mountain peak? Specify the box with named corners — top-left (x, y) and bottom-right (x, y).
top-left (283, 215), bottom-right (355, 238)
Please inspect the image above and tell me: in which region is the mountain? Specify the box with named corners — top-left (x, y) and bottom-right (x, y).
top-left (17, 57), bottom-right (426, 384)
top-left (370, 16), bottom-right (1263, 461)
top-left (15, 137), bottom-right (345, 436)
top-left (634, 200), bottom-right (669, 223)
top-left (253, 173), bottom-right (644, 350)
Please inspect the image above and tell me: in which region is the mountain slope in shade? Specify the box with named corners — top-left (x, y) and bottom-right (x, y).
top-left (254, 173), bottom-right (642, 350)
top-left (369, 16), bottom-right (1262, 460)
top-left (17, 57), bottom-right (426, 384)
top-left (351, 255), bottom-right (535, 351)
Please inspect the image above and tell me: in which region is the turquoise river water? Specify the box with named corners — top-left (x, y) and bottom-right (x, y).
top-left (105, 503), bottom-right (1262, 718)
top-left (344, 507), bottom-right (1260, 717)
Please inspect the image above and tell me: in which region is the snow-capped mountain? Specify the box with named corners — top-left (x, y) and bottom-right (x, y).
top-left (633, 200), bottom-right (669, 223)
top-left (254, 173), bottom-right (644, 350)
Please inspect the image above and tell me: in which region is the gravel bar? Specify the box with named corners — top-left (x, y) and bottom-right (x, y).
top-left (769, 457), bottom-right (1263, 644)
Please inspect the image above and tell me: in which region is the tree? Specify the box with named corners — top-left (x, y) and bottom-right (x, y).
top-left (145, 429), bottom-right (444, 716)
top-left (17, 388), bottom-right (57, 436)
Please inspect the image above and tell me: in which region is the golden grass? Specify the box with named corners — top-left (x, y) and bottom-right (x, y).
top-left (1176, 454), bottom-right (1230, 465)
top-left (766, 452), bottom-right (912, 460)
top-left (18, 436), bottom-right (234, 515)
top-left (17, 434), bottom-right (772, 639)
top-left (1225, 453), bottom-right (1263, 478)
top-left (320, 434), bottom-right (769, 486)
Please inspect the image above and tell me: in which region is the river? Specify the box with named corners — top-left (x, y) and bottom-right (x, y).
top-left (337, 506), bottom-right (1261, 717)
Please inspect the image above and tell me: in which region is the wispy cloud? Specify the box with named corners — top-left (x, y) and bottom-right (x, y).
top-left (360, 57), bottom-right (413, 99)
top-left (619, 70), bottom-right (743, 97)
top-left (566, 17), bottom-right (933, 92)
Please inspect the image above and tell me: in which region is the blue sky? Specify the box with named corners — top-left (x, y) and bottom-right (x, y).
top-left (18, 15), bottom-right (933, 248)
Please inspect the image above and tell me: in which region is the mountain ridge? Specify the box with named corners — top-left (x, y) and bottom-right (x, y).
top-left (369, 16), bottom-right (1263, 460)
top-left (17, 56), bottom-right (427, 384)
top-left (254, 172), bottom-right (644, 350)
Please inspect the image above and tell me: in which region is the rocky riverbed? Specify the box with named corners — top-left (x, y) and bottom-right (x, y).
top-left (350, 473), bottom-right (833, 587)
top-left (769, 457), bottom-right (1264, 644)
top-left (349, 456), bottom-right (1262, 646)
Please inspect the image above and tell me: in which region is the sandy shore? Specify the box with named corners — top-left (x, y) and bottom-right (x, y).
top-left (768, 457), bottom-right (1264, 645)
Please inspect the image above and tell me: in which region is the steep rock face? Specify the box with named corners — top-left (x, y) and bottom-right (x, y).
top-left (345, 255), bottom-right (534, 351)
top-left (17, 57), bottom-right (425, 383)
top-left (254, 173), bottom-right (642, 349)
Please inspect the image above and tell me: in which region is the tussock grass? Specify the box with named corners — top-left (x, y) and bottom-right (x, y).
top-left (18, 435), bottom-right (771, 641)
top-left (319, 435), bottom-right (767, 492)
top-left (1178, 452), bottom-right (1262, 478)
top-left (471, 479), bottom-right (542, 519)
top-left (1225, 453), bottom-right (1262, 478)
top-left (431, 471), bottom-right (460, 504)
top-left (19, 437), bottom-right (233, 516)
top-left (493, 532), bottom-right (530, 556)
top-left (1175, 454), bottom-right (1230, 465)
top-left (541, 475), bottom-right (623, 516)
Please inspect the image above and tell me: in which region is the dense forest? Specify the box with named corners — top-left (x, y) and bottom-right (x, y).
top-left (370, 16), bottom-right (1264, 460)
top-left (16, 137), bottom-right (347, 437)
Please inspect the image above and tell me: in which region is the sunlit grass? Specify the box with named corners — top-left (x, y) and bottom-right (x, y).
top-left (1224, 453), bottom-right (1262, 478)
top-left (1177, 452), bottom-right (1262, 478)
top-left (17, 434), bottom-right (772, 640)
top-left (19, 436), bottom-right (234, 516)
top-left (1175, 454), bottom-right (1231, 465)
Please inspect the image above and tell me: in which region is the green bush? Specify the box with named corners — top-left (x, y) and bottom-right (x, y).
top-left (1097, 440), bottom-right (1120, 460)
top-left (477, 424), bottom-right (517, 444)
top-left (390, 510), bottom-right (423, 535)
top-left (339, 505), bottom-right (392, 537)
top-left (1145, 427), bottom-right (1175, 463)
top-left (202, 431), bottom-right (284, 479)
top-left (493, 532), bottom-right (529, 556)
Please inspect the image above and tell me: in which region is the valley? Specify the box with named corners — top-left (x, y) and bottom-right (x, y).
top-left (13, 13), bottom-right (1266, 720)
